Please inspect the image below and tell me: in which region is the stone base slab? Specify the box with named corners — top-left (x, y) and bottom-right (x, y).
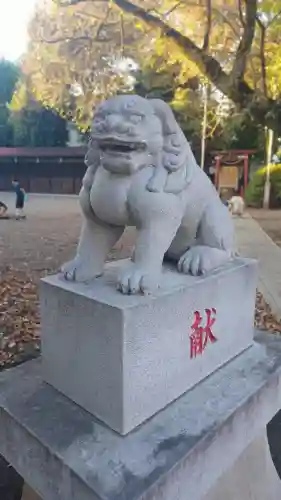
top-left (41, 258), bottom-right (257, 434)
top-left (0, 332), bottom-right (281, 500)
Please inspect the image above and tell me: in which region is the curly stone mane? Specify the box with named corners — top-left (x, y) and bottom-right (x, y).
top-left (149, 99), bottom-right (197, 194)
top-left (82, 96), bottom-right (197, 196)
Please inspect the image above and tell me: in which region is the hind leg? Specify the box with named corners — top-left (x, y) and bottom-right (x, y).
top-left (178, 202), bottom-right (234, 276)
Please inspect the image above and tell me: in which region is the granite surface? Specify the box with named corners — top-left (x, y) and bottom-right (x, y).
top-left (43, 258), bottom-right (255, 308)
top-left (0, 332), bottom-right (281, 499)
top-left (41, 257), bottom-right (257, 434)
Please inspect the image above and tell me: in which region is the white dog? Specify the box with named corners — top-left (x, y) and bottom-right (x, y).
top-left (228, 195), bottom-right (245, 216)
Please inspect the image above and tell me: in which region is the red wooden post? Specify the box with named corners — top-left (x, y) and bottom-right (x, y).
top-left (244, 154), bottom-right (249, 191)
top-left (240, 154), bottom-right (249, 198)
top-left (215, 156), bottom-right (220, 191)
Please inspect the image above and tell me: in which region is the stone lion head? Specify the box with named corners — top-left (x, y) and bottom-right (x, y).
top-left (85, 95), bottom-right (197, 193)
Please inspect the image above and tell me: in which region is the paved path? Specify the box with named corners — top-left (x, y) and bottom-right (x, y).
top-left (234, 214), bottom-right (281, 320)
top-left (22, 484), bottom-right (40, 499)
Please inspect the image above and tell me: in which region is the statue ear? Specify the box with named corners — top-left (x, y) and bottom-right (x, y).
top-left (149, 99), bottom-right (178, 136)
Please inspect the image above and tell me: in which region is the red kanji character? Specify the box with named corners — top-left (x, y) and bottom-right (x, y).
top-left (190, 311), bottom-right (204, 358)
top-left (203, 308), bottom-right (217, 348)
top-left (190, 308), bottom-right (217, 359)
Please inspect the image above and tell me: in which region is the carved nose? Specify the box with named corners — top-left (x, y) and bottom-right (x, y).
top-left (106, 115), bottom-right (119, 129)
top-left (106, 115), bottom-right (130, 134)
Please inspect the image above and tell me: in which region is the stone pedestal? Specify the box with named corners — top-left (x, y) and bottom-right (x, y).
top-left (0, 333), bottom-right (281, 500)
top-left (41, 258), bottom-right (257, 435)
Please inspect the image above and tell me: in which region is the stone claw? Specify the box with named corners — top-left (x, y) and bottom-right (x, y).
top-left (117, 265), bottom-right (160, 295)
top-left (60, 257), bottom-right (103, 283)
top-left (178, 246), bottom-right (230, 276)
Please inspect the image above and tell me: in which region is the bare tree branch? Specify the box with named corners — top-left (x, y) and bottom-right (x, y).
top-left (202, 0), bottom-right (212, 51)
top-left (57, 0), bottom-right (88, 4)
top-left (254, 7), bottom-right (281, 97)
top-left (51, 0), bottom-right (281, 131)
top-left (212, 9), bottom-right (240, 37)
top-left (42, 4), bottom-right (112, 44)
top-left (111, 0), bottom-right (232, 92)
top-left (40, 34), bottom-right (92, 44)
top-left (238, 0), bottom-right (246, 28)
top-left (164, 1), bottom-right (185, 18)
top-left (231, 0), bottom-right (258, 82)
top-left (120, 11), bottom-right (124, 54)
top-left (255, 15), bottom-right (267, 97)
top-left (259, 26), bottom-right (267, 96)
top-left (251, 5), bottom-right (281, 97)
top-left (267, 8), bottom-right (281, 28)
top-left (95, 5), bottom-right (111, 41)
top-left (75, 9), bottom-right (117, 22)
top-left (57, 0), bottom-right (106, 5)
top-left (55, 0), bottom-right (259, 107)
top-left (111, 0), bottom-right (259, 107)
top-left (75, 10), bottom-right (102, 20)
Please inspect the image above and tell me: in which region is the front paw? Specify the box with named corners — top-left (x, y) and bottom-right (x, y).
top-left (60, 257), bottom-right (103, 283)
top-left (178, 246), bottom-right (230, 276)
top-left (117, 264), bottom-right (161, 295)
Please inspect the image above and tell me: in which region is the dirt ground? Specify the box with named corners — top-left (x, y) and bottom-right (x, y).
top-left (0, 193), bottom-right (281, 369)
top-left (249, 208), bottom-right (281, 247)
top-left (0, 193), bottom-right (136, 369)
top-left (0, 194), bottom-right (135, 276)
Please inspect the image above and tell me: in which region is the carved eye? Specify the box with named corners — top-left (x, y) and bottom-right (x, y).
top-left (130, 114), bottom-right (142, 124)
top-left (92, 120), bottom-right (104, 132)
top-left (94, 111), bottom-right (105, 121)
top-left (126, 99), bottom-right (137, 109)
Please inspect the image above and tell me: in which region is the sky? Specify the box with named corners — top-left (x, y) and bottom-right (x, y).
top-left (0, 0), bottom-right (38, 61)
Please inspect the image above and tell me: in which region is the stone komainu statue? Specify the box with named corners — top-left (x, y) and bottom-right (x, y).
top-left (61, 95), bottom-right (234, 294)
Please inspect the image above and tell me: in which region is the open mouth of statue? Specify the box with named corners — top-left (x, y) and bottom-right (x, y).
top-left (98, 139), bottom-right (146, 154)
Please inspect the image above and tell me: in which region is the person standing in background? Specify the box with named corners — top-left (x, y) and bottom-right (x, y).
top-left (12, 180), bottom-right (26, 219)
